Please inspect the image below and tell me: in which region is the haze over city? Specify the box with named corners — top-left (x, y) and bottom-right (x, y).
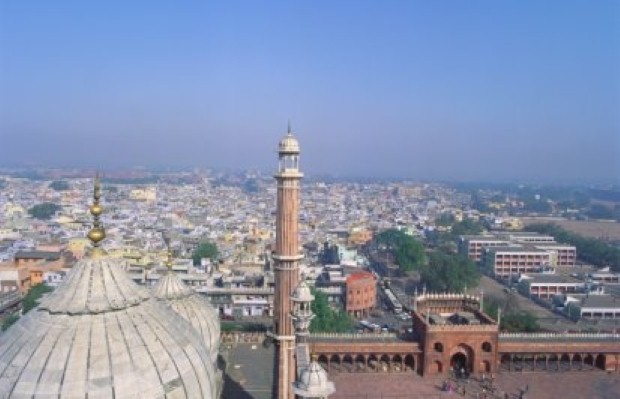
top-left (1, 1), bottom-right (618, 183)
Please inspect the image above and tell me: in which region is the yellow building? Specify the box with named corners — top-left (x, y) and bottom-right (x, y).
top-left (348, 228), bottom-right (373, 246)
top-left (129, 187), bottom-right (157, 202)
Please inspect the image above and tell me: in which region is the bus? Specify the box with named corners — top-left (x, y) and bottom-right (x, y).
top-left (384, 288), bottom-right (403, 313)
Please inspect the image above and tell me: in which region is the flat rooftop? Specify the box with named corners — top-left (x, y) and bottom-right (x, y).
top-left (580, 294), bottom-right (620, 309)
top-left (221, 342), bottom-right (274, 399)
top-left (526, 274), bottom-right (582, 284)
top-left (487, 246), bottom-right (549, 253)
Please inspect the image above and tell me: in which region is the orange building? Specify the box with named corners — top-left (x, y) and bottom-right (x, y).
top-left (346, 271), bottom-right (377, 317)
top-left (348, 229), bottom-right (373, 246)
top-left (12, 250), bottom-right (69, 287)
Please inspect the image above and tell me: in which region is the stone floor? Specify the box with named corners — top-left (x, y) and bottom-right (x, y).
top-left (218, 342), bottom-right (620, 399)
top-left (330, 373), bottom-right (450, 399)
top-left (495, 371), bottom-right (620, 399)
top-left (221, 342), bottom-right (275, 399)
top-left (328, 371), bottom-right (620, 399)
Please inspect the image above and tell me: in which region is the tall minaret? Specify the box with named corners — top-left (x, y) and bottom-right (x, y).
top-left (274, 124), bottom-right (303, 399)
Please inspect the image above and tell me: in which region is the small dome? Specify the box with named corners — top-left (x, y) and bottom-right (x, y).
top-left (293, 358), bottom-right (335, 398)
top-left (291, 280), bottom-right (314, 303)
top-left (278, 131), bottom-right (300, 154)
top-left (0, 257), bottom-right (217, 398)
top-left (152, 273), bottom-right (221, 364)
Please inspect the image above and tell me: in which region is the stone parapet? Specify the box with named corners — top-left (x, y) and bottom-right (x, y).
top-left (499, 332), bottom-right (620, 342)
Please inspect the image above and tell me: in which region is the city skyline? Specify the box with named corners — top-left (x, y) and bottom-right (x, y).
top-left (1, 1), bottom-right (618, 183)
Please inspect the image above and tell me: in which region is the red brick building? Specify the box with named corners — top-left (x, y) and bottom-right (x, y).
top-left (345, 272), bottom-right (377, 317)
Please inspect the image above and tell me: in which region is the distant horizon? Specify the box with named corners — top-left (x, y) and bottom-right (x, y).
top-left (0, 163), bottom-right (618, 187)
top-left (1, 1), bottom-right (618, 184)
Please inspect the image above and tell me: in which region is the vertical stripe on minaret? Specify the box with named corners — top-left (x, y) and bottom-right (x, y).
top-left (274, 127), bottom-right (303, 399)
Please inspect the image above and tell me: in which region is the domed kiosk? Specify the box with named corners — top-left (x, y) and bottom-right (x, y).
top-left (0, 176), bottom-right (217, 398)
top-left (293, 355), bottom-right (335, 399)
top-left (151, 240), bottom-right (220, 365)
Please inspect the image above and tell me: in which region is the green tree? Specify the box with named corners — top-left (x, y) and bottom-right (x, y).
top-left (192, 241), bottom-right (219, 266)
top-left (22, 284), bottom-right (54, 314)
top-left (28, 203), bottom-right (61, 220)
top-left (420, 252), bottom-right (480, 292)
top-left (1, 313), bottom-right (19, 331)
top-left (376, 229), bottom-right (426, 274)
top-left (527, 223), bottom-right (620, 271)
top-left (586, 204), bottom-right (614, 220)
top-left (49, 180), bottom-right (70, 191)
top-left (501, 312), bottom-right (540, 332)
top-left (483, 297), bottom-right (540, 332)
top-left (310, 289), bottom-right (353, 333)
top-left (435, 213), bottom-right (456, 227)
top-left (451, 218), bottom-right (484, 237)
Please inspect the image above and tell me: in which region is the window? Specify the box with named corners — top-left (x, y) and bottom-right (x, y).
top-left (482, 342), bottom-right (492, 352)
top-left (434, 342), bottom-right (444, 352)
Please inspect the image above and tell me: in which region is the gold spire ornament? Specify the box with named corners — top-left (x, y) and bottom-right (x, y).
top-left (87, 173), bottom-right (107, 256)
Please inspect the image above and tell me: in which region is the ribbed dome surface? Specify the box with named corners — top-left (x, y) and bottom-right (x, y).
top-left (40, 257), bottom-right (150, 314)
top-left (151, 272), bottom-right (193, 300)
top-left (152, 273), bottom-right (220, 363)
top-left (278, 132), bottom-right (300, 154)
top-left (291, 280), bottom-right (314, 303)
top-left (0, 257), bottom-right (217, 399)
top-left (294, 359), bottom-right (335, 398)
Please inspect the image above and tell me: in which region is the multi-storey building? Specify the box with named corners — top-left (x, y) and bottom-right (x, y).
top-left (345, 271), bottom-right (376, 317)
top-left (459, 235), bottom-right (510, 262)
top-left (461, 232), bottom-right (577, 266)
top-left (502, 232), bottom-right (556, 244)
top-left (530, 243), bottom-right (576, 266)
top-left (483, 246), bottom-right (551, 278)
top-left (518, 274), bottom-right (584, 299)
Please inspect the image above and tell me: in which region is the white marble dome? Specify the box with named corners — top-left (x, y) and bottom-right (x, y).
top-left (278, 131), bottom-right (300, 154)
top-left (152, 272), bottom-right (221, 364)
top-left (291, 280), bottom-right (314, 303)
top-left (293, 358), bottom-right (335, 398)
top-left (0, 256), bottom-right (217, 399)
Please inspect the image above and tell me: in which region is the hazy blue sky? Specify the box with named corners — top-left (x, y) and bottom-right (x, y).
top-left (1, 1), bottom-right (618, 183)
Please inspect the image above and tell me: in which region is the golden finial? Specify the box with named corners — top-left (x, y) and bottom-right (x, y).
top-left (87, 173), bottom-right (107, 255)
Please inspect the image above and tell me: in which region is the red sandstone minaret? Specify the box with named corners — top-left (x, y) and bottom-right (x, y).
top-left (274, 123), bottom-right (303, 399)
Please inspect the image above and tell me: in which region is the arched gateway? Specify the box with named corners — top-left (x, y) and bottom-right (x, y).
top-left (450, 344), bottom-right (474, 375)
top-left (308, 293), bottom-right (620, 379)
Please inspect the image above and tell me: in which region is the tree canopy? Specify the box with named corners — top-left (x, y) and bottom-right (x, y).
top-left (1, 313), bottom-right (19, 331)
top-left (450, 218), bottom-right (484, 237)
top-left (427, 217), bottom-right (483, 252)
top-left (22, 284), bottom-right (54, 314)
top-left (527, 223), bottom-right (620, 271)
top-left (310, 289), bottom-right (353, 333)
top-left (49, 180), bottom-right (70, 191)
top-left (28, 202), bottom-right (61, 220)
top-left (420, 252), bottom-right (480, 292)
top-left (192, 241), bottom-right (219, 266)
top-left (483, 297), bottom-right (540, 332)
top-left (376, 229), bottom-right (426, 274)
top-left (435, 213), bottom-right (456, 227)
